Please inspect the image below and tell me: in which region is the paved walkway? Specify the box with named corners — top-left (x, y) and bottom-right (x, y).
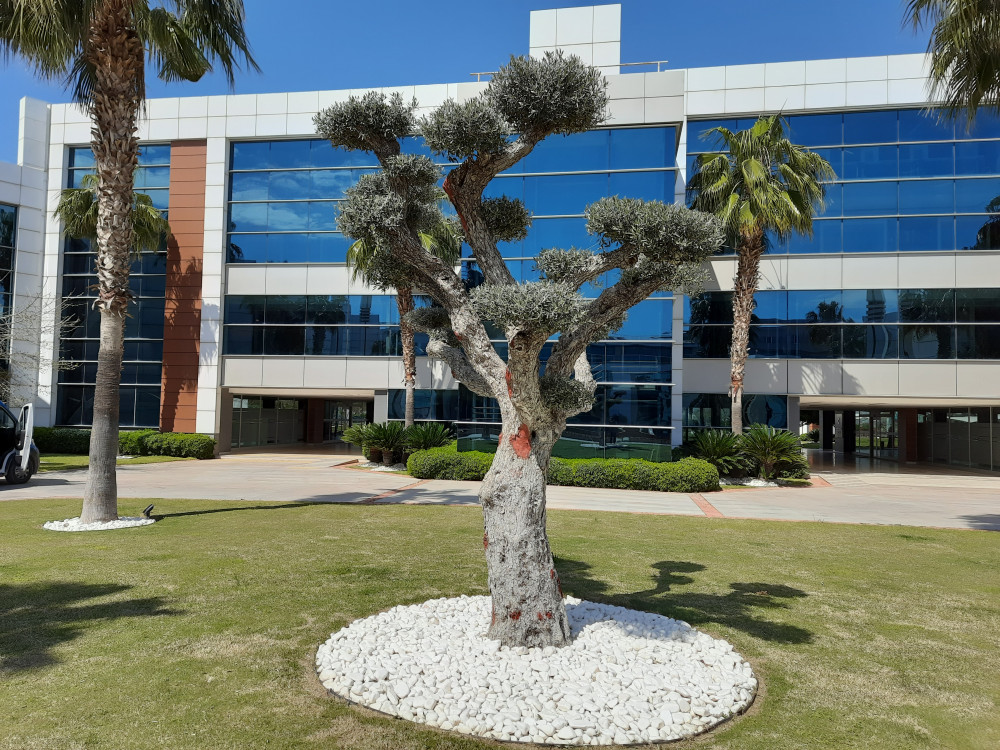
top-left (2, 452), bottom-right (997, 531)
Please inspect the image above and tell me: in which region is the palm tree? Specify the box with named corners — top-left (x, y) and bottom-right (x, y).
top-left (1, 0), bottom-right (256, 523)
top-left (689, 115), bottom-right (834, 433)
top-left (346, 218), bottom-right (462, 427)
top-left (905, 0), bottom-right (1000, 125)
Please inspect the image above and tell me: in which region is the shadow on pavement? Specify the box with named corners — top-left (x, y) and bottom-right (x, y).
top-left (958, 514), bottom-right (1000, 531)
top-left (152, 494), bottom-right (377, 518)
top-left (0, 582), bottom-right (178, 674)
top-left (555, 557), bottom-right (813, 644)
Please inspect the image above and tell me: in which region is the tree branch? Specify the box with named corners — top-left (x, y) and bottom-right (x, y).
top-left (426, 338), bottom-right (494, 397)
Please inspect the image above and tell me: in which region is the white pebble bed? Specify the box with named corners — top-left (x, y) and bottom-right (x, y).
top-left (357, 461), bottom-right (408, 472)
top-left (720, 478), bottom-right (777, 488)
top-left (43, 516), bottom-right (155, 532)
top-left (316, 595), bottom-right (756, 745)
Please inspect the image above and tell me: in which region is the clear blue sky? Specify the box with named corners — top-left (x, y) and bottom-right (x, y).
top-left (0, 0), bottom-right (929, 163)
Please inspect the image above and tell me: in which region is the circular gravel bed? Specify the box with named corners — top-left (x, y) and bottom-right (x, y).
top-left (316, 595), bottom-right (756, 745)
top-left (43, 516), bottom-right (155, 532)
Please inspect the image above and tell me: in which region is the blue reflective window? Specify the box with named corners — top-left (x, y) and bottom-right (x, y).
top-left (68, 148), bottom-right (96, 169)
top-left (311, 168), bottom-right (374, 198)
top-left (524, 217), bottom-right (594, 255)
top-left (264, 326), bottom-right (306, 355)
top-left (899, 216), bottom-right (954, 251)
top-left (485, 175), bottom-right (523, 201)
top-left (525, 173), bottom-right (607, 215)
top-left (899, 143), bottom-right (954, 177)
top-left (227, 234), bottom-right (265, 263)
top-left (957, 288), bottom-right (1000, 322)
top-left (957, 325), bottom-right (1000, 358)
top-left (787, 220), bottom-right (842, 253)
top-left (899, 289), bottom-right (955, 322)
top-left (753, 291), bottom-right (787, 323)
top-left (957, 111), bottom-right (1000, 139)
top-left (267, 171), bottom-right (312, 200)
top-left (684, 292), bottom-right (732, 324)
top-left (593, 343), bottom-right (672, 383)
top-left (783, 325), bottom-right (842, 358)
top-left (138, 144), bottom-right (171, 165)
top-left (843, 325), bottom-right (899, 358)
top-left (610, 127), bottom-right (675, 169)
top-left (230, 172), bottom-right (269, 201)
top-left (308, 201), bottom-right (338, 230)
top-left (842, 289), bottom-right (899, 322)
top-left (787, 113), bottom-right (843, 146)
top-left (843, 146), bottom-right (897, 179)
top-left (134, 167), bottom-right (170, 189)
top-left (224, 326), bottom-right (264, 355)
top-left (843, 181), bottom-right (897, 216)
top-left (956, 141), bottom-right (1000, 175)
top-left (899, 109), bottom-right (953, 141)
top-left (268, 233), bottom-right (310, 263)
top-left (225, 295), bottom-right (266, 324)
top-left (608, 299), bottom-right (672, 340)
top-left (957, 215), bottom-right (1000, 249)
top-left (844, 110), bottom-right (897, 144)
top-left (305, 326), bottom-right (343, 355)
top-left (523, 130), bottom-right (609, 172)
top-left (955, 177), bottom-right (1000, 213)
top-left (609, 171), bottom-right (671, 203)
top-left (266, 202), bottom-right (310, 231)
top-left (309, 233), bottom-right (351, 262)
top-left (788, 290), bottom-right (843, 323)
top-left (843, 218), bottom-right (897, 252)
top-left (899, 326), bottom-right (954, 358)
top-left (145, 189), bottom-right (169, 211)
top-left (899, 180), bottom-right (954, 214)
top-left (229, 203), bottom-right (269, 232)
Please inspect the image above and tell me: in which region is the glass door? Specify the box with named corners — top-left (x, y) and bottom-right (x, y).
top-left (323, 400), bottom-right (369, 443)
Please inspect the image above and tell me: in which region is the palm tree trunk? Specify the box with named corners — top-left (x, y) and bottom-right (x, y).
top-left (80, 0), bottom-right (144, 523)
top-left (397, 287), bottom-right (417, 428)
top-left (729, 230), bottom-right (764, 435)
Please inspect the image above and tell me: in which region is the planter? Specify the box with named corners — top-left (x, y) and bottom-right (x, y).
top-left (368, 447), bottom-right (383, 464)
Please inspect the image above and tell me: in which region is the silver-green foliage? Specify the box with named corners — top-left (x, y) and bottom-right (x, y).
top-left (539, 374), bottom-right (594, 414)
top-left (313, 91), bottom-right (414, 155)
top-left (587, 197), bottom-right (724, 260)
top-left (419, 98), bottom-right (510, 160)
top-left (470, 281), bottom-right (585, 333)
top-left (535, 248), bottom-right (602, 283)
top-left (481, 197), bottom-right (531, 242)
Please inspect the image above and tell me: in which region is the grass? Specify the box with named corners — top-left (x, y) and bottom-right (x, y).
top-left (38, 454), bottom-right (193, 472)
top-left (1, 499), bottom-right (998, 750)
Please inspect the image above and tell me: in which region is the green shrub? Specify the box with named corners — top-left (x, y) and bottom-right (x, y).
top-left (118, 429), bottom-right (157, 456)
top-left (142, 432), bottom-right (216, 460)
top-left (777, 450), bottom-right (811, 479)
top-left (807, 428), bottom-right (820, 442)
top-left (777, 477), bottom-right (813, 487)
top-left (548, 457), bottom-right (720, 493)
top-left (407, 445), bottom-right (720, 492)
top-left (690, 430), bottom-right (747, 477)
top-left (741, 424), bottom-right (806, 480)
top-left (33, 427), bottom-right (91, 454)
top-left (406, 422), bottom-right (453, 451)
top-left (407, 443), bottom-right (495, 480)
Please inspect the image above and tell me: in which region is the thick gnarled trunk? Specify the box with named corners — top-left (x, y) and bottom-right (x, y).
top-left (481, 418), bottom-right (570, 648)
top-left (80, 0), bottom-right (143, 523)
top-left (729, 230), bottom-right (764, 435)
top-left (397, 287), bottom-right (417, 428)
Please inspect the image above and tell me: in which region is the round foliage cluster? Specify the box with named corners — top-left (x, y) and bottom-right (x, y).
top-left (420, 98), bottom-right (511, 161)
top-left (314, 91), bottom-right (415, 154)
top-left (481, 197), bottom-right (531, 243)
top-left (470, 281), bottom-right (586, 333)
top-left (539, 373), bottom-right (595, 414)
top-left (487, 51), bottom-right (608, 138)
top-left (535, 248), bottom-right (603, 284)
top-left (586, 197), bottom-right (723, 261)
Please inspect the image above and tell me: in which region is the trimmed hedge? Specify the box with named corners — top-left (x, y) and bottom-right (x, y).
top-left (407, 445), bottom-right (495, 481)
top-left (407, 444), bottom-right (720, 493)
top-left (548, 457), bottom-right (720, 493)
top-left (32, 427), bottom-right (216, 460)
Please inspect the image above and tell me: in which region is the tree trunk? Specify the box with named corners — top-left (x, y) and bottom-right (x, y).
top-left (397, 287), bottom-right (416, 428)
top-left (481, 419), bottom-right (571, 648)
top-left (79, 0), bottom-right (144, 523)
top-left (81, 311), bottom-right (124, 523)
top-left (729, 230), bottom-right (764, 435)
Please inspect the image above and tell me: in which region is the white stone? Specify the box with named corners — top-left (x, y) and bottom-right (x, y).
top-left (315, 596), bottom-right (756, 745)
top-left (43, 516), bottom-right (155, 532)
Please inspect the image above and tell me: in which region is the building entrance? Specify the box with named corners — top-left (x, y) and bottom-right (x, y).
top-left (230, 396), bottom-right (305, 448)
top-left (855, 410), bottom-right (898, 461)
top-left (322, 400), bottom-right (369, 443)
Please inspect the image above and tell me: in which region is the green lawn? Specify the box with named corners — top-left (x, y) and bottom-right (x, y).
top-left (1, 499), bottom-right (997, 750)
top-left (39, 454), bottom-right (193, 472)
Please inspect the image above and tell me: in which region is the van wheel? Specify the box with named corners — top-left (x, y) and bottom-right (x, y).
top-left (5, 460), bottom-right (33, 484)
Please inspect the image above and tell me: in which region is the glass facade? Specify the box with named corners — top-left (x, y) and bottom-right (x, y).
top-left (0, 202), bottom-right (15, 373)
top-left (684, 289), bottom-right (1000, 360)
top-left (682, 393), bottom-right (788, 442)
top-left (57, 145), bottom-right (170, 427)
top-left (688, 109), bottom-right (1000, 254)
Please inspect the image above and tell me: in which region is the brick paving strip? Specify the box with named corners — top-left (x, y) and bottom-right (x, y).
top-left (363, 479), bottom-right (431, 504)
top-left (690, 493), bottom-right (725, 518)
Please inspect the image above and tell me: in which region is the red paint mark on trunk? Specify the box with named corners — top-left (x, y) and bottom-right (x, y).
top-left (557, 581), bottom-right (563, 598)
top-left (510, 610), bottom-right (522, 621)
top-left (537, 612), bottom-right (544, 621)
top-left (483, 533), bottom-right (488, 550)
top-left (497, 432), bottom-right (504, 444)
top-left (453, 331), bottom-right (463, 342)
top-left (510, 424), bottom-right (532, 459)
top-left (550, 569), bottom-right (556, 578)
top-left (443, 174), bottom-right (470, 235)
top-left (491, 607), bottom-right (496, 626)
top-left (505, 368), bottom-right (514, 397)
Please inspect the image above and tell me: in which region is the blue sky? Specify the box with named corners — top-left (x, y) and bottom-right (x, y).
top-left (0, 0), bottom-right (929, 163)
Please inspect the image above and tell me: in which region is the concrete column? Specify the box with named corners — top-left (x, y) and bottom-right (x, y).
top-left (305, 398), bottom-right (325, 444)
top-left (899, 408), bottom-right (919, 463)
top-left (833, 411), bottom-right (845, 453)
top-left (373, 390), bottom-right (388, 423)
top-left (843, 410), bottom-right (856, 454)
top-left (786, 395), bottom-right (800, 433)
top-left (821, 410), bottom-right (835, 450)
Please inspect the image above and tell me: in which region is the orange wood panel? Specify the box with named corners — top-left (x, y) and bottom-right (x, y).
top-left (160, 140), bottom-right (207, 433)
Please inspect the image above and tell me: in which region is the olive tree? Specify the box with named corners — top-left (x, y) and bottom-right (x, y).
top-left (315, 52), bottom-right (721, 648)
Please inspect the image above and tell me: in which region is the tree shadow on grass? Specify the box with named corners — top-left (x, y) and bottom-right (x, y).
top-left (555, 557), bottom-right (813, 644)
top-left (0, 582), bottom-right (179, 674)
top-left (958, 514), bottom-right (1000, 531)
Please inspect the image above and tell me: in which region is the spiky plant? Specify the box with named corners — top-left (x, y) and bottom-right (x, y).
top-left (690, 430), bottom-right (747, 477)
top-left (740, 424), bottom-right (805, 481)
